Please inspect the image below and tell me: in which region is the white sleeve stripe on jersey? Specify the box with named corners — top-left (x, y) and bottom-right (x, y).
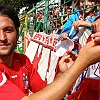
top-left (0, 73), bottom-right (7, 86)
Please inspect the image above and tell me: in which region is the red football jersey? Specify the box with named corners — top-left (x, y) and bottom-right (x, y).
top-left (0, 71), bottom-right (26, 100)
top-left (0, 52), bottom-right (46, 95)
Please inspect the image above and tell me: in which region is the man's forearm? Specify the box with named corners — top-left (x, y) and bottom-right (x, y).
top-left (22, 60), bottom-right (85, 100)
top-left (22, 40), bottom-right (100, 100)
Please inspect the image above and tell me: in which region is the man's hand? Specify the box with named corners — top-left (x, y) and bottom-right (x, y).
top-left (92, 18), bottom-right (100, 33)
top-left (72, 20), bottom-right (92, 30)
top-left (60, 32), bottom-right (69, 41)
top-left (91, 18), bottom-right (100, 43)
top-left (59, 50), bottom-right (77, 73)
top-left (75, 40), bottom-right (100, 71)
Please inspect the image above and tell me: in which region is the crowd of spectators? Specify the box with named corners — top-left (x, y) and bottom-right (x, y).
top-left (27, 2), bottom-right (73, 34)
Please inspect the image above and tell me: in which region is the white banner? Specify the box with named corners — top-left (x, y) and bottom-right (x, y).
top-left (25, 32), bottom-right (59, 84)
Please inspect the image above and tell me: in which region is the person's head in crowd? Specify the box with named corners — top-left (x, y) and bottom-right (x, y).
top-left (75, 0), bottom-right (100, 15)
top-left (66, 7), bottom-right (72, 15)
top-left (53, 17), bottom-right (57, 24)
top-left (0, 5), bottom-right (20, 35)
top-left (85, 0), bottom-right (100, 15)
top-left (74, 0), bottom-right (84, 10)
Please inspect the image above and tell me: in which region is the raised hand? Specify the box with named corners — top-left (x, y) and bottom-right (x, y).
top-left (72, 20), bottom-right (92, 30)
top-left (75, 40), bottom-right (100, 72)
top-left (59, 50), bottom-right (77, 73)
top-left (60, 32), bottom-right (69, 41)
top-left (92, 18), bottom-right (100, 33)
top-left (91, 18), bottom-right (100, 43)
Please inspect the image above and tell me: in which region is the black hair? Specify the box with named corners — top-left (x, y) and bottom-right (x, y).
top-left (0, 5), bottom-right (20, 35)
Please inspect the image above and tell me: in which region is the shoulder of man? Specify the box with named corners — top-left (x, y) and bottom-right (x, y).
top-left (14, 52), bottom-right (31, 68)
top-left (0, 71), bottom-right (26, 100)
top-left (14, 52), bottom-right (30, 62)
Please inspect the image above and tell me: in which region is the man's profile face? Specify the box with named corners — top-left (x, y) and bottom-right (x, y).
top-left (0, 15), bottom-right (17, 56)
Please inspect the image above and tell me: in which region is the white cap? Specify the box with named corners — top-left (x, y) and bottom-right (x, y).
top-left (55, 39), bottom-right (74, 57)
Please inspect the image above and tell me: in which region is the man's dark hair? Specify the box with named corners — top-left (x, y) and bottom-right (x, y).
top-left (0, 5), bottom-right (20, 35)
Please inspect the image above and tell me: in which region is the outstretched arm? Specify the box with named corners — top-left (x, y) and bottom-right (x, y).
top-left (22, 40), bottom-right (100, 100)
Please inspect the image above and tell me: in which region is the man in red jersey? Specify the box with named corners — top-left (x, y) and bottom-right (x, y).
top-left (0, 5), bottom-right (100, 100)
top-left (0, 5), bottom-right (47, 96)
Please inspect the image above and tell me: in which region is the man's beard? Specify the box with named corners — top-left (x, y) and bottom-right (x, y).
top-left (0, 41), bottom-right (17, 56)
